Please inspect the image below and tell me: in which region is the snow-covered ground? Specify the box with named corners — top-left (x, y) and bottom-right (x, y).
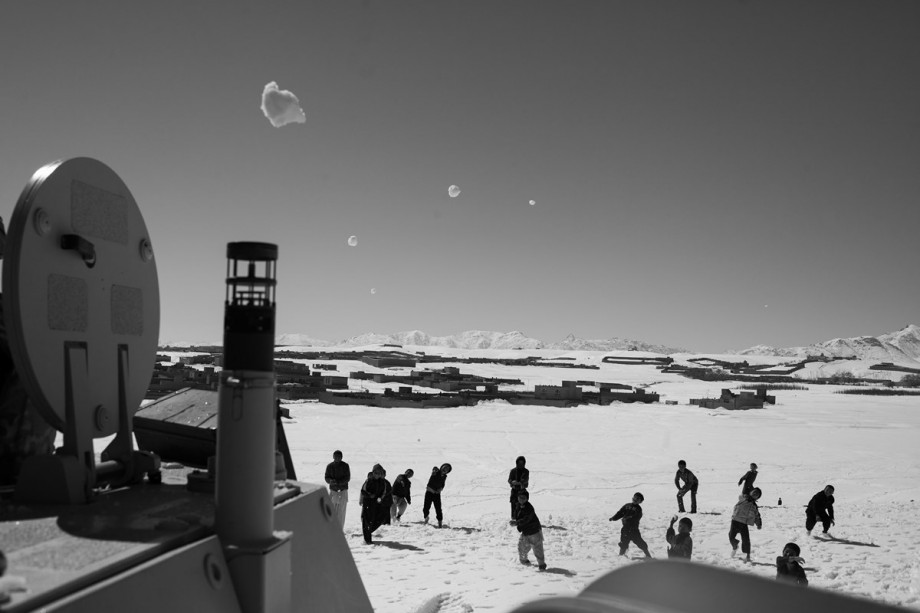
top-left (277, 348), bottom-right (920, 612)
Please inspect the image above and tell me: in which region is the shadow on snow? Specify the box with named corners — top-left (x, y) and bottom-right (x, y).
top-left (541, 567), bottom-right (577, 577)
top-left (372, 540), bottom-right (424, 551)
top-left (813, 535), bottom-right (878, 547)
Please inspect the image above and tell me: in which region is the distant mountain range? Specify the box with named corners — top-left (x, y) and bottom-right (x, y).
top-left (274, 330), bottom-right (688, 354)
top-left (734, 324), bottom-right (920, 363)
top-left (173, 325), bottom-right (920, 364)
top-left (271, 325), bottom-right (920, 363)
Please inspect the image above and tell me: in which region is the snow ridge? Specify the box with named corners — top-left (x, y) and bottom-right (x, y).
top-left (277, 329), bottom-right (688, 353)
top-left (736, 324), bottom-right (920, 364)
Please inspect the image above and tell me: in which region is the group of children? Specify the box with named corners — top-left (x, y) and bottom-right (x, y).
top-left (356, 462), bottom-right (453, 543)
top-left (323, 451), bottom-right (453, 544)
top-left (328, 452), bottom-right (824, 585)
top-left (516, 459), bottom-right (824, 586)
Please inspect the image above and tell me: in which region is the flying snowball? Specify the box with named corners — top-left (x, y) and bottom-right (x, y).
top-left (529, 199), bottom-right (536, 206)
top-left (347, 235), bottom-right (358, 247)
top-left (370, 288), bottom-right (376, 294)
top-left (448, 185), bottom-right (461, 198)
top-left (260, 81), bottom-right (306, 128)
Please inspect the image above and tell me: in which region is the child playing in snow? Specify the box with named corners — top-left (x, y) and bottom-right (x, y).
top-left (729, 486), bottom-right (762, 562)
top-left (360, 464), bottom-right (392, 544)
top-left (515, 490), bottom-right (547, 570)
top-left (776, 542), bottom-right (808, 586)
top-left (666, 515), bottom-right (693, 559)
top-left (738, 462), bottom-right (758, 496)
top-left (423, 463), bottom-right (451, 528)
top-left (674, 460), bottom-right (698, 513)
top-left (806, 485), bottom-right (835, 535)
top-left (390, 468), bottom-right (413, 522)
top-left (610, 492), bottom-right (652, 558)
top-left (508, 455), bottom-right (530, 523)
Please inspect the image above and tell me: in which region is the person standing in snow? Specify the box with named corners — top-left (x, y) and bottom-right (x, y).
top-left (674, 460), bottom-right (699, 513)
top-left (423, 463), bottom-right (451, 528)
top-left (324, 450), bottom-right (351, 529)
top-left (805, 485), bottom-right (835, 535)
top-left (360, 464), bottom-right (392, 544)
top-left (729, 486), bottom-right (762, 562)
top-left (609, 492), bottom-right (652, 558)
top-left (390, 468), bottom-right (413, 522)
top-left (738, 462), bottom-right (758, 496)
top-left (776, 542), bottom-right (809, 586)
top-left (508, 456), bottom-right (530, 524)
top-left (515, 490), bottom-right (547, 570)
top-left (665, 515), bottom-right (693, 559)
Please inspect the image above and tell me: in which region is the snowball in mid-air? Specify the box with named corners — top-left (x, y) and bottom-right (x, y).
top-left (448, 185), bottom-right (461, 198)
top-left (529, 199), bottom-right (536, 206)
top-left (370, 288), bottom-right (376, 294)
top-left (347, 235), bottom-right (358, 247)
top-left (260, 81), bottom-right (306, 128)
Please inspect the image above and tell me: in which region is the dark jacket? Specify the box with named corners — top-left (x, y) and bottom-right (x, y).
top-left (427, 467), bottom-right (447, 493)
top-left (675, 468), bottom-right (698, 491)
top-left (611, 502), bottom-right (643, 530)
top-left (776, 556), bottom-right (809, 586)
top-left (325, 460), bottom-right (351, 491)
top-left (360, 477), bottom-right (392, 530)
top-left (738, 470), bottom-right (757, 490)
top-left (515, 501), bottom-right (542, 536)
top-left (508, 466), bottom-right (530, 492)
top-left (361, 476), bottom-right (392, 508)
top-left (392, 473), bottom-right (412, 503)
top-left (807, 491), bottom-right (834, 520)
top-left (666, 527), bottom-right (693, 559)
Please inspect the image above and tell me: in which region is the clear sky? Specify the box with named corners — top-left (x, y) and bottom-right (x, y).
top-left (1, 1), bottom-right (917, 352)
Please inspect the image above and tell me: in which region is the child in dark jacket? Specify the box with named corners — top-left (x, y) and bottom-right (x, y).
top-left (360, 464), bottom-right (393, 544)
top-left (423, 463), bottom-right (451, 528)
top-left (806, 485), bottom-right (835, 535)
top-left (666, 515), bottom-right (693, 559)
top-left (776, 542), bottom-right (808, 586)
top-left (515, 490), bottom-right (546, 570)
top-left (390, 469), bottom-right (413, 522)
top-left (609, 492), bottom-right (652, 558)
top-left (508, 456), bottom-right (530, 523)
top-left (738, 463), bottom-right (758, 496)
top-left (674, 460), bottom-right (699, 513)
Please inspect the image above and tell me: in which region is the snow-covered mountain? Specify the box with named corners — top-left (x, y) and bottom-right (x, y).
top-left (274, 333), bottom-right (335, 347)
top-left (735, 324), bottom-right (920, 363)
top-left (273, 329), bottom-right (688, 353)
top-left (545, 333), bottom-right (687, 354)
top-left (338, 330), bottom-right (544, 350)
top-left (177, 325), bottom-right (920, 361)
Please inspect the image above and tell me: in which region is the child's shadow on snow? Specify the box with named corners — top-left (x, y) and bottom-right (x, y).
top-left (542, 567), bottom-right (577, 577)
top-left (814, 535), bottom-right (878, 547)
top-left (373, 540), bottom-right (424, 551)
top-left (443, 525), bottom-right (482, 534)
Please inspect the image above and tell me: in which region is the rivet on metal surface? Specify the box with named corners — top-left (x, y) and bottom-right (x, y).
top-left (204, 553), bottom-right (224, 590)
top-left (33, 208), bottom-right (51, 235)
top-left (94, 405), bottom-right (109, 431)
top-left (139, 237), bottom-right (154, 262)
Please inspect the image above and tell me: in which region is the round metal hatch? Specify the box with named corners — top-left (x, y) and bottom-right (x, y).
top-left (2, 157), bottom-right (160, 436)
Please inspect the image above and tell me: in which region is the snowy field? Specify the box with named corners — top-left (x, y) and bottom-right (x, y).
top-left (278, 348), bottom-right (920, 613)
